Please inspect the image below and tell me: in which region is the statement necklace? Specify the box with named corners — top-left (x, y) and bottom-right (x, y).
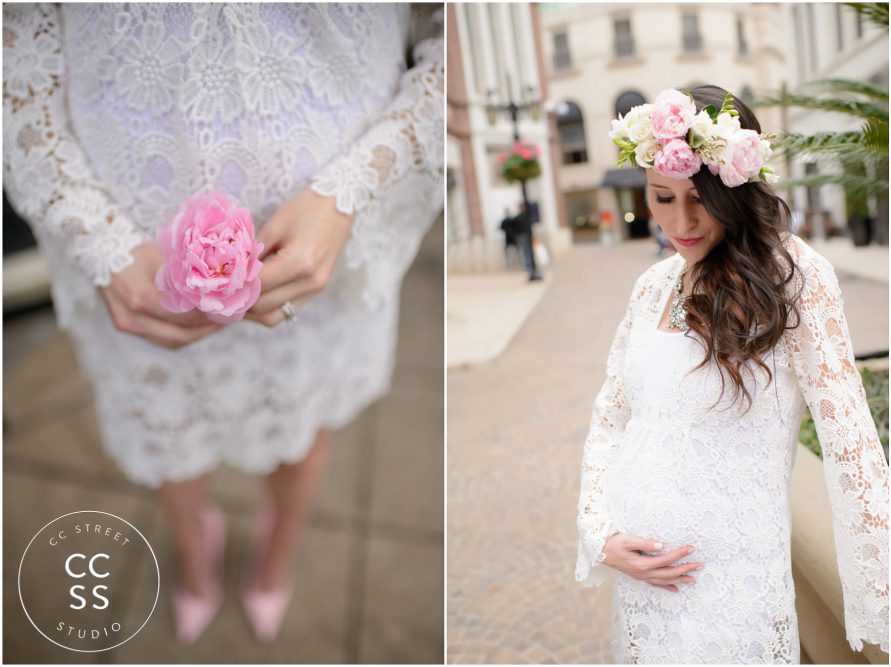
top-left (667, 263), bottom-right (689, 331)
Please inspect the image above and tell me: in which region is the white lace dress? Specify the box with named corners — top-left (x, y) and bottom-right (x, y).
top-left (575, 233), bottom-right (889, 663)
top-left (3, 3), bottom-right (443, 487)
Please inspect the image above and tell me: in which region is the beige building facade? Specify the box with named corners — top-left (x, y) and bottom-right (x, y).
top-left (539, 3), bottom-right (786, 242)
top-left (448, 3), bottom-right (570, 273)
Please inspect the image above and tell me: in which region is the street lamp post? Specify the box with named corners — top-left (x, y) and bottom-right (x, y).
top-left (486, 77), bottom-right (543, 282)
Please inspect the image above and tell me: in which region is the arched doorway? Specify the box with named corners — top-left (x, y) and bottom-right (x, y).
top-left (556, 100), bottom-right (588, 165)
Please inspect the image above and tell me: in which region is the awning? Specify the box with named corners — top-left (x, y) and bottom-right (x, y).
top-left (601, 168), bottom-right (647, 189)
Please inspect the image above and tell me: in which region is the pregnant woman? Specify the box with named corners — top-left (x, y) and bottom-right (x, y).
top-left (575, 85), bottom-right (888, 663)
top-left (4, 3), bottom-right (442, 644)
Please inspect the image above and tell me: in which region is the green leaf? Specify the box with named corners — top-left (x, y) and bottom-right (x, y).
top-left (718, 93), bottom-right (736, 116)
top-left (862, 118), bottom-right (889, 154)
top-left (702, 104), bottom-right (717, 120)
top-left (688, 128), bottom-right (703, 148)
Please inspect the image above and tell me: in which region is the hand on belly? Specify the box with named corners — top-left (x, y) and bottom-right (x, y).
top-left (602, 532), bottom-right (704, 593)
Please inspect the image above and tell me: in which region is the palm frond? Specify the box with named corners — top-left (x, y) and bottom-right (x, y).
top-left (778, 172), bottom-right (889, 198)
top-left (752, 94), bottom-right (888, 122)
top-left (774, 131), bottom-right (864, 153)
top-left (773, 131), bottom-right (889, 163)
top-left (862, 118), bottom-right (890, 154)
top-left (842, 2), bottom-right (890, 28)
top-left (798, 78), bottom-right (890, 102)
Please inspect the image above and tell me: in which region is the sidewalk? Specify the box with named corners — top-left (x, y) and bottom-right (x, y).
top-left (447, 271), bottom-right (550, 368)
top-left (810, 236), bottom-right (888, 284)
top-left (446, 238), bottom-right (887, 664)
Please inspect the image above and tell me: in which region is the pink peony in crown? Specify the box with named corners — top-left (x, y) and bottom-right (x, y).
top-left (609, 89), bottom-right (778, 188)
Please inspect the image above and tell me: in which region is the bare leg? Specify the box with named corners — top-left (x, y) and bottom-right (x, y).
top-left (255, 428), bottom-right (332, 590)
top-left (157, 473), bottom-right (215, 597)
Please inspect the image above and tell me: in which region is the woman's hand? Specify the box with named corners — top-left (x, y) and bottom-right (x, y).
top-left (246, 188), bottom-right (354, 327)
top-left (99, 242), bottom-right (222, 349)
top-left (602, 533), bottom-right (702, 592)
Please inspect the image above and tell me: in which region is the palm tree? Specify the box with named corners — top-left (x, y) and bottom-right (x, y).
top-left (752, 3), bottom-right (888, 243)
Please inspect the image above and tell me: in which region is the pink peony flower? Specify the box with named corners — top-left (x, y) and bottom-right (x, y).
top-left (717, 129), bottom-right (763, 187)
top-left (155, 191), bottom-right (264, 324)
top-left (653, 138), bottom-right (703, 180)
top-left (651, 89), bottom-right (696, 140)
top-left (497, 152), bottom-right (508, 165)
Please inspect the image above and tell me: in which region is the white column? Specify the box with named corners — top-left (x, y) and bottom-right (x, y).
top-left (470, 132), bottom-right (492, 240)
top-left (471, 4), bottom-right (498, 95)
top-left (446, 137), bottom-right (469, 244)
top-left (537, 134), bottom-right (560, 237)
top-left (515, 5), bottom-right (540, 94)
top-left (495, 3), bottom-right (520, 97)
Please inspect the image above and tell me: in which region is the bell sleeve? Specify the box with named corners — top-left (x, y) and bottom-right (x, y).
top-left (787, 249), bottom-right (889, 653)
top-left (309, 4), bottom-right (443, 310)
top-left (2, 3), bottom-right (148, 304)
top-left (575, 278), bottom-right (638, 587)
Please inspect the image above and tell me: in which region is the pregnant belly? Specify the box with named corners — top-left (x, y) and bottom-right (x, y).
top-left (604, 422), bottom-right (756, 561)
top-left (602, 420), bottom-right (783, 566)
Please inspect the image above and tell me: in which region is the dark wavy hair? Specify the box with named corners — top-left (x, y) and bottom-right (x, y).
top-left (680, 84), bottom-right (802, 413)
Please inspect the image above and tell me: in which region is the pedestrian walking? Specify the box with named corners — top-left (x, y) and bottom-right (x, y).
top-left (500, 207), bottom-right (520, 268)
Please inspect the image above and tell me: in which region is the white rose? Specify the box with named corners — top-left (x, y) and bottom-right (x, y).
top-left (624, 103), bottom-right (655, 144)
top-left (634, 139), bottom-right (660, 167)
top-left (690, 110), bottom-right (713, 142)
top-left (609, 117), bottom-right (627, 140)
top-left (712, 112), bottom-right (741, 141)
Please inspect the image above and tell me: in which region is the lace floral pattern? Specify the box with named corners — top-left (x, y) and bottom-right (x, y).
top-left (575, 233), bottom-right (888, 662)
top-left (3, 4), bottom-right (149, 295)
top-left (310, 6), bottom-right (443, 309)
top-left (3, 3), bottom-right (443, 487)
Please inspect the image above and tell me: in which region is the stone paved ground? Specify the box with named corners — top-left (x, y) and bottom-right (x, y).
top-left (446, 238), bottom-right (888, 664)
top-left (3, 217), bottom-right (444, 664)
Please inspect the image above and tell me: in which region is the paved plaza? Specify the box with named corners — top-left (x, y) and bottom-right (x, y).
top-left (3, 218), bottom-right (444, 664)
top-left (447, 237), bottom-right (888, 664)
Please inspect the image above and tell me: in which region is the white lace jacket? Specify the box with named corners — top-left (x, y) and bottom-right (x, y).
top-left (575, 234), bottom-right (889, 657)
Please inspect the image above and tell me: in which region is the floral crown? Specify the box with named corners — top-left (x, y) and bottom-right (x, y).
top-left (609, 88), bottom-right (777, 188)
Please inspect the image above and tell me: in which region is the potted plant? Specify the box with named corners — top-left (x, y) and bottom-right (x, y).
top-left (497, 141), bottom-right (542, 183)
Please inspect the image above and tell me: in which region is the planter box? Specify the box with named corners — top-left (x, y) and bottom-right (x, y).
top-left (790, 442), bottom-right (888, 664)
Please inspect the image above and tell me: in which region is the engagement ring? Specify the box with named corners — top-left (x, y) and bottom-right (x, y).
top-left (281, 300), bottom-right (300, 324)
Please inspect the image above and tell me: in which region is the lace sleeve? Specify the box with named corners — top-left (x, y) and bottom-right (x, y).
top-left (787, 249), bottom-right (889, 653)
top-left (575, 280), bottom-right (637, 587)
top-left (2, 3), bottom-right (147, 287)
top-left (310, 4), bottom-right (443, 310)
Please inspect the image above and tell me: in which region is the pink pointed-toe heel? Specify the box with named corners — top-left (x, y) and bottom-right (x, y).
top-left (171, 504), bottom-right (226, 644)
top-left (240, 508), bottom-right (295, 642)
